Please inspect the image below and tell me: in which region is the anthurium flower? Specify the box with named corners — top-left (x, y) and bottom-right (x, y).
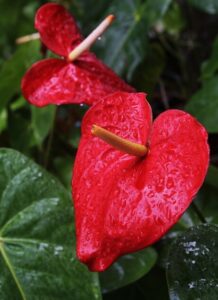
top-left (21, 3), bottom-right (134, 107)
top-left (72, 91), bottom-right (209, 272)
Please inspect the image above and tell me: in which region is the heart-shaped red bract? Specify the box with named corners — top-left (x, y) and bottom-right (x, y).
top-left (21, 3), bottom-right (134, 107)
top-left (35, 2), bottom-right (83, 57)
top-left (72, 91), bottom-right (209, 272)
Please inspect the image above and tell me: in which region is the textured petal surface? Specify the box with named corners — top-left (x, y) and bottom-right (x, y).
top-left (22, 58), bottom-right (74, 107)
top-left (22, 55), bottom-right (134, 107)
top-left (73, 95), bottom-right (209, 272)
top-left (35, 3), bottom-right (82, 57)
top-left (75, 53), bottom-right (135, 105)
top-left (73, 92), bottom-right (152, 271)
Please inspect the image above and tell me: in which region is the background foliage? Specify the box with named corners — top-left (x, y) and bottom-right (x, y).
top-left (0, 0), bottom-right (218, 299)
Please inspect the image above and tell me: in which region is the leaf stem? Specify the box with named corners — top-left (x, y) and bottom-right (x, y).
top-left (44, 108), bottom-right (57, 168)
top-left (159, 79), bottom-right (169, 109)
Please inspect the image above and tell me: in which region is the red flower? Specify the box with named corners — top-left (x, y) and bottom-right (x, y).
top-left (72, 91), bottom-right (209, 272)
top-left (21, 3), bottom-right (134, 107)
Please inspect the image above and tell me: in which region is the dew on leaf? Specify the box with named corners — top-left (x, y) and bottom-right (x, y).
top-left (38, 242), bottom-right (49, 251)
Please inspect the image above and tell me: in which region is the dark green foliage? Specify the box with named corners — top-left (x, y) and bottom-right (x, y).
top-left (0, 41), bottom-right (41, 111)
top-left (186, 76), bottom-right (218, 132)
top-left (167, 224), bottom-right (218, 300)
top-left (100, 247), bottom-right (157, 293)
top-left (0, 148), bottom-right (101, 300)
top-left (188, 0), bottom-right (218, 14)
top-left (0, 0), bottom-right (218, 299)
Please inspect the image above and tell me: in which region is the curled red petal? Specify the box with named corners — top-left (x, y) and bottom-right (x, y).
top-left (35, 3), bottom-right (82, 57)
top-left (73, 99), bottom-right (209, 271)
top-left (22, 56), bottom-right (135, 107)
top-left (72, 92), bottom-right (152, 271)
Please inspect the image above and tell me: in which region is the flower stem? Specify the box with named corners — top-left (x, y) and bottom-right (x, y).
top-left (68, 15), bottom-right (115, 61)
top-left (91, 124), bottom-right (147, 157)
top-left (191, 202), bottom-right (207, 224)
top-left (43, 108), bottom-right (57, 168)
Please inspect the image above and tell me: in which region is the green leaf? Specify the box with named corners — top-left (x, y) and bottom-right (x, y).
top-left (185, 76), bottom-right (218, 132)
top-left (0, 0), bottom-right (25, 35)
top-left (8, 112), bottom-right (35, 153)
top-left (0, 0), bottom-right (25, 45)
top-left (94, 0), bottom-right (149, 81)
top-left (166, 224), bottom-right (218, 300)
top-left (31, 105), bottom-right (56, 146)
top-left (0, 109), bottom-right (7, 133)
top-left (53, 155), bottom-right (74, 191)
top-left (0, 40), bottom-right (41, 111)
top-left (162, 2), bottom-right (186, 36)
top-left (101, 266), bottom-right (169, 300)
top-left (10, 96), bottom-right (27, 111)
top-left (70, 125), bottom-right (81, 149)
top-left (69, 0), bottom-right (110, 28)
top-left (201, 36), bottom-right (218, 81)
top-left (0, 148), bottom-right (101, 300)
top-left (157, 207), bottom-right (201, 270)
top-left (100, 247), bottom-right (157, 293)
top-left (196, 183), bottom-right (218, 224)
top-left (95, 0), bottom-right (171, 81)
top-left (178, 206), bottom-right (201, 229)
top-left (144, 0), bottom-right (172, 25)
top-left (188, 0), bottom-right (218, 14)
top-left (132, 43), bottom-right (166, 95)
top-left (0, 0), bottom-right (37, 60)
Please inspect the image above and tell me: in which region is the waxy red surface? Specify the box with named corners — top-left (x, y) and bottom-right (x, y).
top-left (21, 3), bottom-right (134, 107)
top-left (72, 92), bottom-right (209, 272)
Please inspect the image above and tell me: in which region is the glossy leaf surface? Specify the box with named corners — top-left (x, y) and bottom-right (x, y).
top-left (100, 247), bottom-right (157, 293)
top-left (185, 76), bottom-right (218, 132)
top-left (167, 224), bottom-right (218, 300)
top-left (0, 148), bottom-right (101, 300)
top-left (95, 0), bottom-right (148, 80)
top-left (196, 183), bottom-right (218, 224)
top-left (95, 0), bottom-right (172, 80)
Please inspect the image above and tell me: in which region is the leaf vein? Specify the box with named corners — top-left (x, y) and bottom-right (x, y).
top-left (0, 243), bottom-right (27, 300)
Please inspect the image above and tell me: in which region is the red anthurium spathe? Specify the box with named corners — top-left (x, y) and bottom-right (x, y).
top-left (72, 91), bottom-right (209, 272)
top-left (21, 3), bottom-right (134, 107)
